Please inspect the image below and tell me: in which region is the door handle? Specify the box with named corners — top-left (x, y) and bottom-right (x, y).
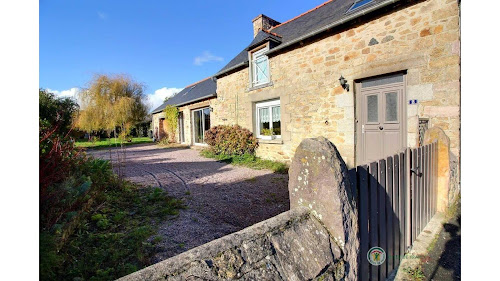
top-left (379, 126), bottom-right (384, 130)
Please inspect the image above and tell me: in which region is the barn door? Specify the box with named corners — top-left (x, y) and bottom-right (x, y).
top-left (357, 73), bottom-right (406, 165)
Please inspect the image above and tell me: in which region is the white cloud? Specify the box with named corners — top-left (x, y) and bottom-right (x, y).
top-left (97, 11), bottom-right (108, 20)
top-left (46, 87), bottom-right (82, 106)
top-left (193, 51), bottom-right (223, 66)
top-left (146, 87), bottom-right (183, 112)
top-left (45, 87), bottom-right (182, 112)
top-left (46, 87), bottom-right (80, 99)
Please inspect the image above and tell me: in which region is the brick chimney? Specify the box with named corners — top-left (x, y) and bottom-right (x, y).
top-left (252, 14), bottom-right (280, 37)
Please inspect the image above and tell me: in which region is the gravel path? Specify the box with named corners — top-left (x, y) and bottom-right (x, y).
top-left (88, 144), bottom-right (290, 262)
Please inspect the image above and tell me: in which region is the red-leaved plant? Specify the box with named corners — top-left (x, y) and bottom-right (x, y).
top-left (204, 125), bottom-right (258, 156)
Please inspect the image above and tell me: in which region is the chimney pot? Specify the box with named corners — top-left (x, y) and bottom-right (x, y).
top-left (252, 14), bottom-right (280, 37)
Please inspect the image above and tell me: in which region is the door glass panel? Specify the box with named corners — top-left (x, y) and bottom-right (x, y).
top-left (259, 107), bottom-right (270, 135)
top-left (361, 73), bottom-right (404, 88)
top-left (385, 92), bottom-right (398, 122)
top-left (203, 108), bottom-right (210, 132)
top-left (193, 110), bottom-right (203, 143)
top-left (367, 95), bottom-right (378, 123)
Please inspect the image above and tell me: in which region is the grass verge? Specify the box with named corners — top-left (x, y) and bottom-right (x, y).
top-left (40, 181), bottom-right (184, 281)
top-left (156, 141), bottom-right (190, 150)
top-left (402, 266), bottom-right (426, 281)
top-left (445, 193), bottom-right (461, 221)
top-left (200, 149), bottom-right (288, 174)
top-left (75, 137), bottom-right (152, 149)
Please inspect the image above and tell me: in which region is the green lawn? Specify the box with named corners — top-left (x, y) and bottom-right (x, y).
top-left (75, 137), bottom-right (152, 149)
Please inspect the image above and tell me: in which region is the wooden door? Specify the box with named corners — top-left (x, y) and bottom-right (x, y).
top-left (357, 73), bottom-right (406, 164)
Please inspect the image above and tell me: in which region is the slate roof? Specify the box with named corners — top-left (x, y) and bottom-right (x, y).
top-left (247, 30), bottom-right (282, 50)
top-left (215, 0), bottom-right (391, 77)
top-left (151, 77), bottom-right (216, 114)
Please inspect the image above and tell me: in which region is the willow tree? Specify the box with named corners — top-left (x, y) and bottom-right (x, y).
top-left (75, 74), bottom-right (149, 177)
top-left (76, 74), bottom-right (148, 139)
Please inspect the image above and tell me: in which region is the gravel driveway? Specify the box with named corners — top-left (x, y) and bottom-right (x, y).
top-left (88, 144), bottom-right (290, 262)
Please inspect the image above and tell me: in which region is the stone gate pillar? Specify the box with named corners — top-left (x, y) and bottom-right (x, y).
top-left (288, 137), bottom-right (359, 281)
top-left (423, 126), bottom-right (451, 212)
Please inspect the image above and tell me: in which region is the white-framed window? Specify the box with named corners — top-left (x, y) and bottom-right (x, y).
top-left (251, 47), bottom-right (270, 87)
top-left (256, 99), bottom-right (281, 138)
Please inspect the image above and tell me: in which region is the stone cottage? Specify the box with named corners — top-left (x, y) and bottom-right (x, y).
top-left (208, 0), bottom-right (460, 168)
top-left (151, 77), bottom-right (216, 145)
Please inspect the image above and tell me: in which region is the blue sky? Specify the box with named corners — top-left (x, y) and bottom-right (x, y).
top-left (40, 0), bottom-right (325, 110)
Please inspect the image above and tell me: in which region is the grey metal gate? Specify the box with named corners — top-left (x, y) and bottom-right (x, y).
top-left (353, 142), bottom-right (438, 281)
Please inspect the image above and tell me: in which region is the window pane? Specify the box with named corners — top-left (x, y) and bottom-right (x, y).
top-left (193, 110), bottom-right (203, 143)
top-left (272, 106), bottom-right (281, 135)
top-left (385, 92), bottom-right (398, 122)
top-left (259, 107), bottom-right (270, 134)
top-left (367, 95), bottom-right (378, 123)
top-left (350, 0), bottom-right (373, 11)
top-left (272, 121), bottom-right (281, 135)
top-left (203, 108), bottom-right (211, 131)
top-left (254, 56), bottom-right (269, 84)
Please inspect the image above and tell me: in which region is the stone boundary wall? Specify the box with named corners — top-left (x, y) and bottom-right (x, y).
top-left (448, 152), bottom-right (460, 205)
top-left (118, 207), bottom-right (346, 281)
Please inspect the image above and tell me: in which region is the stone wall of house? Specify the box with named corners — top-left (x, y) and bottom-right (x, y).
top-left (213, 0), bottom-right (460, 168)
top-left (151, 111), bottom-right (165, 139)
top-left (177, 99), bottom-right (214, 145)
top-left (153, 98), bottom-right (216, 145)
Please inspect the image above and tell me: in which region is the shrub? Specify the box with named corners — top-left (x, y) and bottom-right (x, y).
top-left (204, 125), bottom-right (258, 156)
top-left (39, 88), bottom-right (79, 136)
top-left (163, 105), bottom-right (178, 143)
top-left (158, 137), bottom-right (171, 146)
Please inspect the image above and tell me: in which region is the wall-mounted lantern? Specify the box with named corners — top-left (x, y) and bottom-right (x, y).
top-left (339, 75), bottom-right (350, 92)
top-left (209, 106), bottom-right (214, 112)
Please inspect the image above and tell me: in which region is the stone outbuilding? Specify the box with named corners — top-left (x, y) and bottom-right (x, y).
top-left (151, 77), bottom-right (217, 145)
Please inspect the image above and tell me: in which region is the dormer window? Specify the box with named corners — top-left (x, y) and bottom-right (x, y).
top-left (251, 46), bottom-right (270, 87)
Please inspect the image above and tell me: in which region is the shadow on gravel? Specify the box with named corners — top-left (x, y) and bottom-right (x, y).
top-left (89, 144), bottom-right (291, 262)
top-left (150, 170), bottom-right (291, 263)
top-left (423, 202), bottom-right (461, 281)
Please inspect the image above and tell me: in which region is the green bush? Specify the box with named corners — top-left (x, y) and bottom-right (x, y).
top-left (163, 105), bottom-right (178, 143)
top-left (204, 125), bottom-right (258, 156)
top-left (40, 88), bottom-right (185, 281)
top-left (158, 137), bottom-right (171, 146)
top-left (41, 182), bottom-right (185, 281)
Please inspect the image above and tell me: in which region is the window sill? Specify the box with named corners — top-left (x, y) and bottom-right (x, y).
top-left (257, 138), bottom-right (283, 144)
top-left (247, 81), bottom-right (273, 92)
